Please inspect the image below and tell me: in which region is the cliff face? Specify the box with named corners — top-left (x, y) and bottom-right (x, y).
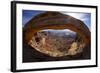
top-left (23, 12), bottom-right (90, 57)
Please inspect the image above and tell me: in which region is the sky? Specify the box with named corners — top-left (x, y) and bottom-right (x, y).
top-left (22, 10), bottom-right (91, 30)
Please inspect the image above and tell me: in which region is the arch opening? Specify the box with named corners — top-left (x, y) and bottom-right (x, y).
top-left (28, 28), bottom-right (86, 57)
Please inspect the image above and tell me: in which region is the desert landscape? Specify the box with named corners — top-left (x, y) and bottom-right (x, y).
top-left (23, 11), bottom-right (91, 62)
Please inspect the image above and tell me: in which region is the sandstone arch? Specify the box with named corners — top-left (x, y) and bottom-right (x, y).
top-left (23, 12), bottom-right (90, 46)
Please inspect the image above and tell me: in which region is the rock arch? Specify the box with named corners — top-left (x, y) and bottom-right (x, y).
top-left (23, 12), bottom-right (90, 45)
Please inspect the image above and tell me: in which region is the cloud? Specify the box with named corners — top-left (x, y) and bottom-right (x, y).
top-left (61, 12), bottom-right (91, 30)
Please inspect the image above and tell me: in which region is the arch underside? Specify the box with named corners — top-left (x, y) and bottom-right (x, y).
top-left (24, 23), bottom-right (90, 45)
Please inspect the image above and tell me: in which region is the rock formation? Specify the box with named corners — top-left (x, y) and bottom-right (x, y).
top-left (23, 11), bottom-right (90, 57)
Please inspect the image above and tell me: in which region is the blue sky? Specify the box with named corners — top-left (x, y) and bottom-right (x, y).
top-left (22, 10), bottom-right (91, 30)
top-left (22, 10), bottom-right (45, 27)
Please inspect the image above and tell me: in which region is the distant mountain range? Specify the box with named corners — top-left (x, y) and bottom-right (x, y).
top-left (41, 29), bottom-right (76, 38)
